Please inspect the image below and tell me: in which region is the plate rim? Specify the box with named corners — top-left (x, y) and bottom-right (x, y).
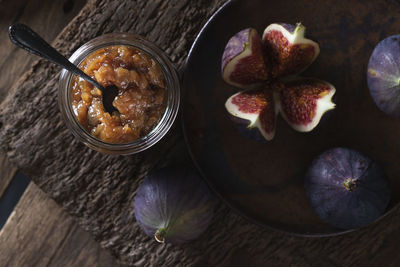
top-left (180, 0), bottom-right (396, 237)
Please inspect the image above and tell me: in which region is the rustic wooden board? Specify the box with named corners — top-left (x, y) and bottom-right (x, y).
top-left (0, 183), bottom-right (118, 266)
top-left (0, 156), bottom-right (16, 198)
top-left (1, 0), bottom-right (400, 265)
top-left (0, 0), bottom-right (87, 103)
top-left (0, 0), bottom-right (86, 197)
top-left (0, 0), bottom-right (116, 265)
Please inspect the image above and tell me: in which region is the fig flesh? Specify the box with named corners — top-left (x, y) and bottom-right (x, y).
top-left (305, 147), bottom-right (390, 230)
top-left (367, 34), bottom-right (400, 117)
top-left (221, 28), bottom-right (268, 88)
top-left (276, 78), bottom-right (336, 132)
top-left (225, 88), bottom-right (276, 141)
top-left (262, 23), bottom-right (320, 78)
top-left (221, 23), bottom-right (335, 140)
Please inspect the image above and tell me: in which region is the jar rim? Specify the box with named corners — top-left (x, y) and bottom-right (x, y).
top-left (58, 33), bottom-right (180, 154)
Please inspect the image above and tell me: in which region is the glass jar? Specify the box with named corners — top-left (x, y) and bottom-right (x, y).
top-left (58, 33), bottom-right (180, 155)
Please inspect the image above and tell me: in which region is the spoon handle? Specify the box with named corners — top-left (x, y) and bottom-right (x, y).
top-left (8, 23), bottom-right (103, 89)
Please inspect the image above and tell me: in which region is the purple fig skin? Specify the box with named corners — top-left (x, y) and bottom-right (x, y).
top-left (277, 23), bottom-right (296, 34)
top-left (225, 89), bottom-right (276, 141)
top-left (305, 148), bottom-right (390, 230)
top-left (221, 28), bottom-right (268, 88)
top-left (134, 166), bottom-right (214, 244)
top-left (367, 35), bottom-right (400, 117)
top-left (227, 113), bottom-right (268, 143)
top-left (221, 28), bottom-right (252, 72)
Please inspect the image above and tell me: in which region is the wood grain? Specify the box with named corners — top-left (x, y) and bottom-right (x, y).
top-left (0, 0), bottom-right (399, 266)
top-left (0, 183), bottom-right (118, 267)
top-left (0, 0), bottom-right (87, 103)
top-left (0, 0), bottom-right (86, 197)
top-left (0, 1), bottom-right (118, 265)
top-left (0, 156), bottom-right (16, 198)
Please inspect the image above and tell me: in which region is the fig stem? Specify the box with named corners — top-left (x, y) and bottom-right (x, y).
top-left (294, 22), bottom-right (305, 35)
top-left (155, 228), bottom-right (167, 243)
top-left (344, 178), bottom-right (357, 192)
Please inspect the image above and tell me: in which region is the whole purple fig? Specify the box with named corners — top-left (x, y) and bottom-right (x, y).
top-left (367, 35), bottom-right (400, 116)
top-left (134, 166), bottom-right (214, 244)
top-left (305, 148), bottom-right (390, 230)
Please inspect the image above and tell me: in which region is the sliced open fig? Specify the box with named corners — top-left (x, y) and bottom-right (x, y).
top-left (225, 87), bottom-right (277, 141)
top-left (276, 78), bottom-right (336, 132)
top-left (262, 23), bottom-right (320, 78)
top-left (222, 28), bottom-right (269, 88)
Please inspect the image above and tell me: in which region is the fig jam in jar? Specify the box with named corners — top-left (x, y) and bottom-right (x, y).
top-left (59, 33), bottom-right (180, 154)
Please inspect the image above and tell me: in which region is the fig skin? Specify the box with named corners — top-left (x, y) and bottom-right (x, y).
top-left (134, 166), bottom-right (214, 244)
top-left (262, 23), bottom-right (320, 78)
top-left (305, 148), bottom-right (390, 230)
top-left (227, 113), bottom-right (268, 143)
top-left (221, 28), bottom-right (269, 88)
top-left (367, 34), bottom-right (400, 117)
top-left (225, 88), bottom-right (277, 141)
top-left (222, 23), bottom-right (336, 139)
top-left (275, 78), bottom-right (336, 132)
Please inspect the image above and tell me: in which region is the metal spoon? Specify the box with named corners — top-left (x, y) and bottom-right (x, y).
top-left (8, 23), bottom-right (118, 114)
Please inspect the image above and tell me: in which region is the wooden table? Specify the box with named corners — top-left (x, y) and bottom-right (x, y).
top-left (1, 0), bottom-right (400, 266)
top-left (0, 0), bottom-right (118, 265)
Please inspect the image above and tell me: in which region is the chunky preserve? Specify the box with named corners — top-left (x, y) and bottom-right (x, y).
top-left (71, 45), bottom-right (167, 144)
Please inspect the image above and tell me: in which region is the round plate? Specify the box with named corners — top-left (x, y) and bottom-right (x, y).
top-left (182, 0), bottom-right (400, 236)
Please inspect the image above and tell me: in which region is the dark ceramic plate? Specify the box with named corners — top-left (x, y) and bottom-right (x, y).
top-left (182, 0), bottom-right (400, 236)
